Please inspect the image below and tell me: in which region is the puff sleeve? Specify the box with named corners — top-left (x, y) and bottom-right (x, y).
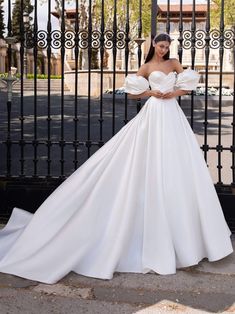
top-left (175, 69), bottom-right (200, 91)
top-left (124, 74), bottom-right (150, 95)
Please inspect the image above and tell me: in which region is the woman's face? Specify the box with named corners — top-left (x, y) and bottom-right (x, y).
top-left (153, 40), bottom-right (170, 58)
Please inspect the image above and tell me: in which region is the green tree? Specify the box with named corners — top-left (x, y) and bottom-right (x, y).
top-left (12, 0), bottom-right (34, 41)
top-left (0, 0), bottom-right (5, 38)
top-left (211, 0), bottom-right (235, 28)
top-left (94, 0), bottom-right (151, 37)
top-left (40, 0), bottom-right (153, 69)
top-left (40, 0), bottom-right (152, 37)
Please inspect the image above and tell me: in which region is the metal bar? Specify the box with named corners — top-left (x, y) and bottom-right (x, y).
top-left (6, 0), bottom-right (12, 177)
top-left (4, 140), bottom-right (232, 151)
top-left (99, 0), bottom-right (105, 146)
top-left (151, 0), bottom-right (157, 37)
top-left (232, 36), bottom-right (235, 186)
top-left (178, 0), bottom-right (183, 64)
top-left (124, 0), bottom-right (130, 125)
top-left (166, 0), bottom-right (170, 34)
top-left (60, 0), bottom-right (66, 177)
top-left (177, 0), bottom-right (183, 108)
top-left (203, 0), bottom-right (211, 162)
top-left (87, 0), bottom-right (92, 157)
top-left (73, 0), bottom-right (79, 169)
top-left (19, 0), bottom-right (25, 176)
top-left (190, 0), bottom-right (196, 129)
top-left (136, 0), bottom-right (142, 113)
top-left (217, 0), bottom-right (225, 185)
top-left (137, 0), bottom-right (142, 68)
top-left (33, 0), bottom-right (38, 177)
top-left (4, 140), bottom-right (105, 146)
top-left (191, 0), bottom-right (196, 69)
top-left (6, 0), bottom-right (12, 69)
top-left (46, 0), bottom-right (52, 177)
top-left (112, 0), bottom-right (117, 135)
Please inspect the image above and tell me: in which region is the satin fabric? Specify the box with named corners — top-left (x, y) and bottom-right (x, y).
top-left (0, 70), bottom-right (233, 284)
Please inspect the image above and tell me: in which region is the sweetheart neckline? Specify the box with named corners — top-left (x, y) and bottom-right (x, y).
top-left (148, 71), bottom-right (175, 79)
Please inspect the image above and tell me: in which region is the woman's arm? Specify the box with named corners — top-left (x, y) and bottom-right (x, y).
top-left (162, 60), bottom-right (192, 99)
top-left (128, 89), bottom-right (166, 99)
top-left (162, 89), bottom-right (189, 99)
top-left (127, 64), bottom-right (164, 99)
top-left (128, 89), bottom-right (151, 99)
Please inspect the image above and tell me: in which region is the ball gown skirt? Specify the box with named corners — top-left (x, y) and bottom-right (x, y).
top-left (0, 69), bottom-right (233, 284)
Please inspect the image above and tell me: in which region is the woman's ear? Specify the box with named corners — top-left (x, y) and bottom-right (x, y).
top-left (152, 40), bottom-right (156, 47)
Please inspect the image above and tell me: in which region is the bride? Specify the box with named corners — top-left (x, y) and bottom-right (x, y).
top-left (0, 33), bottom-right (233, 284)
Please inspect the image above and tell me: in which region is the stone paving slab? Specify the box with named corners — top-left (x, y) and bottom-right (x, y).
top-left (194, 237), bottom-right (235, 276)
top-left (0, 273), bottom-right (37, 289)
top-left (33, 283), bottom-right (94, 299)
top-left (0, 272), bottom-right (235, 314)
top-left (0, 268), bottom-right (235, 314)
top-left (0, 287), bottom-right (140, 314)
top-left (135, 300), bottom-right (235, 314)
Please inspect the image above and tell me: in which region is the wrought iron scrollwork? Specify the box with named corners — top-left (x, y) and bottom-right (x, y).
top-left (33, 29), bottom-right (233, 51)
top-left (210, 29), bottom-right (221, 49)
top-left (25, 29), bottom-right (127, 50)
top-left (37, 30), bottom-right (48, 49)
top-left (24, 30), bottom-right (35, 49)
top-left (104, 30), bottom-right (113, 49)
top-left (92, 30), bottom-right (101, 49)
top-left (223, 29), bottom-right (234, 49)
top-left (65, 31), bottom-right (75, 49)
top-left (182, 30), bottom-right (193, 49)
top-left (79, 30), bottom-right (89, 49)
top-left (51, 30), bottom-right (62, 49)
top-left (182, 29), bottom-right (234, 49)
top-left (116, 31), bottom-right (126, 49)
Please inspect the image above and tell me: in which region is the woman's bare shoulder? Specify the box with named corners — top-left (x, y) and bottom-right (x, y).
top-left (168, 58), bottom-right (184, 73)
top-left (136, 64), bottom-right (150, 79)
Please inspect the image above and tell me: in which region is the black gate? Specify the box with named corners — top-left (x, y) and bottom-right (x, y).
top-left (0, 0), bottom-right (234, 230)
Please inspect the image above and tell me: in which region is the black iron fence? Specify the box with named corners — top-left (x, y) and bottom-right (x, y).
top-left (0, 0), bottom-right (234, 229)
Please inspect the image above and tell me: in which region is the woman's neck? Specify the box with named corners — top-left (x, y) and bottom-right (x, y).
top-left (152, 55), bottom-right (165, 63)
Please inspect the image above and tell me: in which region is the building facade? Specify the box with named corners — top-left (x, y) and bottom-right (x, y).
top-left (52, 3), bottom-right (233, 93)
top-left (0, 39), bottom-right (61, 76)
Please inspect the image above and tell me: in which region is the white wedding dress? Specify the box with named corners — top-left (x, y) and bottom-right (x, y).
top-left (0, 69), bottom-right (233, 284)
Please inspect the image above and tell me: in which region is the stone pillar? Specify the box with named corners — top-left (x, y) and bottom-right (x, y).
top-left (44, 58), bottom-right (48, 75)
top-left (15, 51), bottom-right (21, 74)
top-left (54, 54), bottom-right (61, 75)
top-left (82, 49), bottom-right (89, 69)
top-left (0, 42), bottom-right (7, 73)
top-left (0, 54), bottom-right (5, 72)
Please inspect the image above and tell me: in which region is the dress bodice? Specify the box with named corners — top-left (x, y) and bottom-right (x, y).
top-left (124, 69), bottom-right (200, 95)
top-left (148, 71), bottom-right (177, 93)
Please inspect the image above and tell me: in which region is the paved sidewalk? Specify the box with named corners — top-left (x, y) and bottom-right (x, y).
top-left (0, 233), bottom-right (234, 314)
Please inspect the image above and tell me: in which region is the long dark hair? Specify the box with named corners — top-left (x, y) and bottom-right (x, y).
top-left (145, 33), bottom-right (172, 64)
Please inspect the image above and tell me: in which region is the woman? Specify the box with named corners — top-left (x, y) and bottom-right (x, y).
top-left (0, 33), bottom-right (233, 284)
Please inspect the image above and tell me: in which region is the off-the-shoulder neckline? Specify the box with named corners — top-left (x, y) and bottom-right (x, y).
top-left (148, 70), bottom-right (176, 79)
top-left (135, 70), bottom-right (175, 81)
top-left (135, 69), bottom-right (194, 81)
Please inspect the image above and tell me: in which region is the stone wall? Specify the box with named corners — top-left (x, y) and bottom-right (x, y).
top-left (65, 70), bottom-right (234, 96)
top-left (0, 39), bottom-right (61, 76)
top-left (65, 70), bottom-right (128, 97)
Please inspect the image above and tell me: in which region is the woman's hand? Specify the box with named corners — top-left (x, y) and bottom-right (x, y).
top-left (128, 89), bottom-right (189, 100)
top-left (162, 90), bottom-right (189, 99)
top-left (162, 91), bottom-right (176, 99)
top-left (149, 90), bottom-right (164, 98)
